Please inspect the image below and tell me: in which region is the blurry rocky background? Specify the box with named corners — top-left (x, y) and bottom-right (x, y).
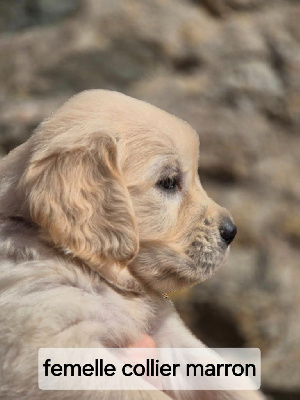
top-left (0, 0), bottom-right (299, 398)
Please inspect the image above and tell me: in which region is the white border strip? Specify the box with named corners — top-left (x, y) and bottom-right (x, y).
top-left (38, 348), bottom-right (261, 391)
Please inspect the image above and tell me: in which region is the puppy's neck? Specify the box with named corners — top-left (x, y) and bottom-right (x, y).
top-left (98, 265), bottom-right (146, 296)
top-left (0, 215), bottom-right (59, 262)
top-left (0, 215), bottom-right (146, 296)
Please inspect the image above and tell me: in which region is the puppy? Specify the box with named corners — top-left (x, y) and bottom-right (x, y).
top-left (0, 90), bottom-right (262, 399)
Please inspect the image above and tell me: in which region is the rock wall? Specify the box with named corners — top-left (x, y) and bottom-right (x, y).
top-left (0, 0), bottom-right (299, 398)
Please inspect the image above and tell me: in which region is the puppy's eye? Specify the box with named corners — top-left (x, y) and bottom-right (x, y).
top-left (156, 176), bottom-right (181, 192)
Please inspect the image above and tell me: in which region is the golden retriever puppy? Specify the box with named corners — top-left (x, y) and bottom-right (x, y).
top-left (0, 90), bottom-right (262, 400)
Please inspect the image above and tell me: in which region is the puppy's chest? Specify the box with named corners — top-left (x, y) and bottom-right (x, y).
top-left (97, 290), bottom-right (167, 345)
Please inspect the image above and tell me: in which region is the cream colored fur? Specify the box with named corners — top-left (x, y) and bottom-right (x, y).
top-left (0, 90), bottom-right (263, 400)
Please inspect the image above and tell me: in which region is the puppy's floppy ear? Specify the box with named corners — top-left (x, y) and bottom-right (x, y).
top-left (19, 132), bottom-right (138, 273)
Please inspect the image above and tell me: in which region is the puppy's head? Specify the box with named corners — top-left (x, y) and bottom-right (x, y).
top-left (18, 90), bottom-right (236, 293)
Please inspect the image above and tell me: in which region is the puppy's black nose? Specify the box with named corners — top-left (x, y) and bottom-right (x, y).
top-left (219, 219), bottom-right (237, 245)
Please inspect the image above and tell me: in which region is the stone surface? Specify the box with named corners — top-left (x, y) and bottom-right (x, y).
top-left (0, 0), bottom-right (81, 32)
top-left (0, 0), bottom-right (299, 398)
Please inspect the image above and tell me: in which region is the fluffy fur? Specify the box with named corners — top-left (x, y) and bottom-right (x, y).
top-left (0, 90), bottom-right (263, 400)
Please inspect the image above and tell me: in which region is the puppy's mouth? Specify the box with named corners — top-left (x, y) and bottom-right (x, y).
top-left (128, 238), bottom-right (230, 294)
top-left (185, 239), bottom-right (229, 282)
